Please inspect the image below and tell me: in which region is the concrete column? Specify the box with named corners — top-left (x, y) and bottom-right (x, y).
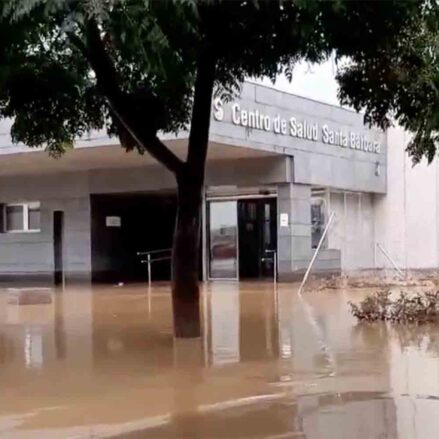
top-left (277, 183), bottom-right (312, 281)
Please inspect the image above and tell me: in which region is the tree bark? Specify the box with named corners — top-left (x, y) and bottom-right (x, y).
top-left (78, 18), bottom-right (217, 337)
top-left (86, 27), bottom-right (215, 337)
top-left (172, 49), bottom-right (216, 338)
top-left (172, 170), bottom-right (203, 338)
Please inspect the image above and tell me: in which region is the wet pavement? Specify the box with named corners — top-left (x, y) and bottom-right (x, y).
top-left (1, 282), bottom-right (439, 438)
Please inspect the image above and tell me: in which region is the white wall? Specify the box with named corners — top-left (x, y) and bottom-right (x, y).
top-left (327, 191), bottom-right (375, 272)
top-left (328, 125), bottom-right (439, 274)
top-left (374, 127), bottom-right (439, 271)
top-left (0, 156), bottom-right (289, 280)
top-left (0, 173), bottom-right (91, 279)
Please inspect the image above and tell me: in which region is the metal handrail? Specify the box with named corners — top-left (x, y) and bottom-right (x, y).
top-left (298, 211), bottom-right (335, 296)
top-left (141, 256), bottom-right (171, 263)
top-left (261, 249), bottom-right (277, 285)
top-left (137, 248), bottom-right (172, 285)
top-left (137, 248), bottom-right (172, 256)
top-left (376, 242), bottom-right (405, 279)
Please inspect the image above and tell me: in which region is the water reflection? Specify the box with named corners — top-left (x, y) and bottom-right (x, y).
top-left (1, 283), bottom-right (439, 437)
top-left (209, 283), bottom-right (240, 365)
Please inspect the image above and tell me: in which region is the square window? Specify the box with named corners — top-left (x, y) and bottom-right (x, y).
top-left (4, 202), bottom-right (41, 233)
top-left (28, 203), bottom-right (41, 231)
top-left (6, 205), bottom-right (24, 231)
top-left (311, 199), bottom-right (326, 249)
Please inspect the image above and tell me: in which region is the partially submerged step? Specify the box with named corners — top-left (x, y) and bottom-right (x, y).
top-left (6, 288), bottom-right (53, 305)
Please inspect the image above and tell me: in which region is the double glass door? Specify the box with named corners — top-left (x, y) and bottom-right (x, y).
top-left (208, 198), bottom-right (277, 280)
top-left (208, 201), bottom-right (239, 279)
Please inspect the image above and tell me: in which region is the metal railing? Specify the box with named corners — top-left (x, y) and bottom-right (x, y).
top-left (376, 242), bottom-right (406, 279)
top-left (137, 248), bottom-right (172, 286)
top-left (261, 249), bottom-right (277, 285)
top-left (298, 211), bottom-right (336, 296)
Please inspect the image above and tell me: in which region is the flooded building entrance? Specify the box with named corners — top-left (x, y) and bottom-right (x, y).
top-left (207, 196), bottom-right (277, 280)
top-left (92, 190), bottom-right (277, 284)
top-left (90, 192), bottom-right (176, 283)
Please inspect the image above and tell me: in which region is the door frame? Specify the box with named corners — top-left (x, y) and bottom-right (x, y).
top-left (205, 193), bottom-right (277, 281)
top-left (53, 210), bottom-right (65, 286)
top-left (206, 200), bottom-right (239, 281)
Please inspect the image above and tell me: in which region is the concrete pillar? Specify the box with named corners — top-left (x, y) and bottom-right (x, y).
top-left (277, 183), bottom-right (312, 281)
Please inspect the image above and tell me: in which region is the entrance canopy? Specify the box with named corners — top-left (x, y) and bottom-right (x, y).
top-left (0, 138), bottom-right (278, 177)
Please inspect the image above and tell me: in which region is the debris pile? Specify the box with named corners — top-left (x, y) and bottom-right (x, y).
top-left (307, 273), bottom-right (436, 292)
top-left (350, 290), bottom-right (439, 323)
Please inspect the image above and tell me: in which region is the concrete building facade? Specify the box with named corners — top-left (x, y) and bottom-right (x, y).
top-left (0, 81), bottom-right (433, 284)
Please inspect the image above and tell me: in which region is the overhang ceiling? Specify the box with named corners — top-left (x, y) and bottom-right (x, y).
top-left (0, 140), bottom-right (276, 177)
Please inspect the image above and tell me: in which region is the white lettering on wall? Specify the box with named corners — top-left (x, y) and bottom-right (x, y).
top-left (322, 124), bottom-right (348, 147)
top-left (232, 103), bottom-right (240, 125)
top-left (290, 118), bottom-right (318, 141)
top-left (213, 98), bottom-right (224, 121)
top-left (263, 115), bottom-right (271, 131)
top-left (215, 100), bottom-right (382, 154)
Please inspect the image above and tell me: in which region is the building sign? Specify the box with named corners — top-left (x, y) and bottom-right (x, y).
top-left (213, 98), bottom-right (381, 154)
top-left (280, 213), bottom-right (289, 227)
top-left (106, 216), bottom-right (121, 227)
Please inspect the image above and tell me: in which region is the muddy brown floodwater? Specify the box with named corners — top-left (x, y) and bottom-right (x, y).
top-left (1, 282), bottom-right (439, 438)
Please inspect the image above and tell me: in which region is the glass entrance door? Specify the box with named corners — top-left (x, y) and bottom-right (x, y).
top-left (260, 199), bottom-right (277, 278)
top-left (238, 198), bottom-right (277, 279)
top-left (208, 201), bottom-right (238, 279)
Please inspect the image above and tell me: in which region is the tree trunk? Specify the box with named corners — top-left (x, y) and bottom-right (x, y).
top-left (172, 170), bottom-right (203, 338)
top-left (81, 17), bottom-right (216, 338)
top-left (171, 49), bottom-right (216, 338)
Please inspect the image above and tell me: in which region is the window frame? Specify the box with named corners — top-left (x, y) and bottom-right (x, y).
top-left (311, 196), bottom-right (328, 250)
top-left (4, 202), bottom-right (41, 233)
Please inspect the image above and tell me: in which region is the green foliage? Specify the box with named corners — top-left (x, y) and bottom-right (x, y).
top-left (337, 3), bottom-right (439, 164)
top-left (0, 0), bottom-right (436, 162)
top-left (350, 290), bottom-right (392, 322)
top-left (350, 290), bottom-right (439, 323)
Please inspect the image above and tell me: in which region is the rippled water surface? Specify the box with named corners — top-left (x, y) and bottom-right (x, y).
top-left (1, 282), bottom-right (439, 438)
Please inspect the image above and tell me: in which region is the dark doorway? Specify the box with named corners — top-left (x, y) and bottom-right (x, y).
top-left (90, 192), bottom-right (177, 283)
top-left (53, 211), bottom-right (64, 286)
top-left (238, 198), bottom-right (277, 279)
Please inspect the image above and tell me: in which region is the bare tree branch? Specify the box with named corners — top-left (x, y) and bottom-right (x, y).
top-left (68, 20), bottom-right (184, 174)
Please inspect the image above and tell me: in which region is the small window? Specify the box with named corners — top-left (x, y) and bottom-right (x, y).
top-left (4, 202), bottom-right (41, 232)
top-left (6, 205), bottom-right (24, 232)
top-left (28, 202), bottom-right (41, 231)
top-left (311, 198), bottom-right (326, 249)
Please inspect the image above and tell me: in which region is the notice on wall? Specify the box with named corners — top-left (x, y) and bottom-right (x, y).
top-left (280, 213), bottom-right (289, 227)
top-left (106, 216), bottom-right (121, 227)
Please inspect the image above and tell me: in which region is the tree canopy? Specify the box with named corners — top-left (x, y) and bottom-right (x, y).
top-left (0, 0), bottom-right (435, 163)
top-left (337, 2), bottom-right (439, 164)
